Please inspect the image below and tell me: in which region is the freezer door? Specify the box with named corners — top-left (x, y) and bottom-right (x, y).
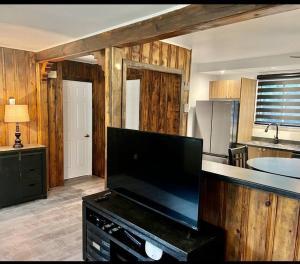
top-left (194, 101), bottom-right (213, 153)
top-left (210, 101), bottom-right (233, 156)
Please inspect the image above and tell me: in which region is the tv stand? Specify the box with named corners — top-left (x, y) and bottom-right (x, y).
top-left (82, 191), bottom-right (224, 261)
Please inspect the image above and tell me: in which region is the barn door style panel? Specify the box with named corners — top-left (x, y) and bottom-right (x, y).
top-left (137, 69), bottom-right (181, 135)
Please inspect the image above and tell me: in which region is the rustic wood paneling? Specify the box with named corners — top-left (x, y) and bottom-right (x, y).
top-left (242, 189), bottom-right (276, 260)
top-left (36, 63), bottom-right (49, 189)
top-left (223, 183), bottom-right (246, 260)
top-left (131, 45), bottom-right (141, 62)
top-left (56, 63), bottom-right (64, 187)
top-left (126, 68), bottom-right (181, 134)
top-left (91, 63), bottom-right (106, 180)
top-left (47, 72), bottom-right (58, 187)
top-left (272, 196), bottom-right (300, 260)
top-left (0, 47), bottom-right (38, 147)
top-left (201, 175), bottom-right (300, 261)
top-left (141, 43), bottom-right (151, 64)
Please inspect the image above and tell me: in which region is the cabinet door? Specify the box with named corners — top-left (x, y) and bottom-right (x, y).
top-left (226, 80), bottom-right (241, 99)
top-left (209, 80), bottom-right (241, 100)
top-left (248, 146), bottom-right (292, 159)
top-left (20, 151), bottom-right (44, 198)
top-left (0, 153), bottom-right (20, 207)
top-left (209, 80), bottom-right (227, 99)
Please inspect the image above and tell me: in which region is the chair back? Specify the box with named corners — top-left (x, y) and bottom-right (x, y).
top-left (228, 145), bottom-right (248, 168)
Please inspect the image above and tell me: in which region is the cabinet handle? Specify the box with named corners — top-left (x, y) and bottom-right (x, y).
top-left (29, 183), bottom-right (36, 187)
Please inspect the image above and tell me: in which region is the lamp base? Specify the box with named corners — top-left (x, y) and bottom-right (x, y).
top-left (13, 123), bottom-right (23, 148)
top-left (13, 142), bottom-right (23, 148)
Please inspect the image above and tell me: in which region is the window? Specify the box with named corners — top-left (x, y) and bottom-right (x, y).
top-left (255, 73), bottom-right (300, 127)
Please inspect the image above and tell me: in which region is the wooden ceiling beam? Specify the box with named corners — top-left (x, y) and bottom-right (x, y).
top-left (35, 4), bottom-right (300, 62)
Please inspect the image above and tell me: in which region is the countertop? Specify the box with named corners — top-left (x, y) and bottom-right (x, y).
top-left (238, 137), bottom-right (300, 152)
top-left (202, 160), bottom-right (300, 200)
top-left (0, 144), bottom-right (47, 153)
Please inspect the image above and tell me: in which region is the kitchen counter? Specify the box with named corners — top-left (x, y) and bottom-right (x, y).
top-left (238, 137), bottom-right (300, 152)
top-left (202, 160), bottom-right (300, 199)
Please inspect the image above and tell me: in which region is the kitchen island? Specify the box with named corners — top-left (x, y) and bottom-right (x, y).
top-left (201, 160), bottom-right (300, 261)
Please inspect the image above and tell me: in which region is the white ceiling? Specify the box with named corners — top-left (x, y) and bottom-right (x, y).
top-left (164, 8), bottom-right (300, 73)
top-left (0, 4), bottom-right (186, 52)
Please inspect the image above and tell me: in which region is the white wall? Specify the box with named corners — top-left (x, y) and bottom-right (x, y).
top-left (186, 63), bottom-right (218, 136)
top-left (125, 80), bottom-right (140, 130)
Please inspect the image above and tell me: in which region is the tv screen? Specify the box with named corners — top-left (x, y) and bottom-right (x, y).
top-left (107, 127), bottom-right (203, 230)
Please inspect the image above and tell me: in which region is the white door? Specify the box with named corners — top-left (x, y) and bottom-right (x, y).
top-left (63, 80), bottom-right (92, 179)
top-left (125, 80), bottom-right (140, 130)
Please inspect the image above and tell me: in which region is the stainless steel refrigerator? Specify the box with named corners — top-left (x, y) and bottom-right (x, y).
top-left (193, 100), bottom-right (239, 164)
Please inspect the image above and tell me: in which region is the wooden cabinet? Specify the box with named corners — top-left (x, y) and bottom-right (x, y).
top-left (209, 80), bottom-right (241, 100)
top-left (0, 146), bottom-right (47, 208)
top-left (248, 146), bottom-right (292, 159)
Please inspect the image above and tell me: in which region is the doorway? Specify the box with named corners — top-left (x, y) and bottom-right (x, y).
top-left (63, 80), bottom-right (92, 179)
top-left (122, 61), bottom-right (184, 135)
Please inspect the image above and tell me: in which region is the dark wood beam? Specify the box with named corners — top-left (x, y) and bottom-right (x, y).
top-left (35, 4), bottom-right (300, 62)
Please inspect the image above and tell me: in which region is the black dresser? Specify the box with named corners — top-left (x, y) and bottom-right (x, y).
top-left (82, 191), bottom-right (225, 261)
top-left (0, 145), bottom-right (47, 208)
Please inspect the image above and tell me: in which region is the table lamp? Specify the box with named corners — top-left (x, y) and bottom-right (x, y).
top-left (4, 98), bottom-right (30, 148)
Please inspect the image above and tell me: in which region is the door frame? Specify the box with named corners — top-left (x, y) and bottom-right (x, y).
top-left (121, 59), bottom-right (185, 132)
top-left (45, 60), bottom-right (105, 188)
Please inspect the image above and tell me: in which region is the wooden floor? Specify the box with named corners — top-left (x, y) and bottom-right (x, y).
top-left (0, 175), bottom-right (105, 261)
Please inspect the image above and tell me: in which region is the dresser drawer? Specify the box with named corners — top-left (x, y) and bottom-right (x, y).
top-left (21, 152), bottom-right (43, 171)
top-left (22, 169), bottom-right (42, 184)
top-left (21, 181), bottom-right (42, 198)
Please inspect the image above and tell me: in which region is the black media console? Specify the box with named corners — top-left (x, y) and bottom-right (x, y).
top-left (82, 190), bottom-right (225, 261)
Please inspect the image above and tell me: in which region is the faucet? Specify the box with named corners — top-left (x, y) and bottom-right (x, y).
top-left (265, 123), bottom-right (279, 144)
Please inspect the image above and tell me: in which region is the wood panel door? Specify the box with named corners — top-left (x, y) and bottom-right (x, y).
top-left (138, 69), bottom-right (181, 134)
top-left (63, 80), bottom-right (92, 179)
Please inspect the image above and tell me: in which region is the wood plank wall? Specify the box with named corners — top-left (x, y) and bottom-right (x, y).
top-left (0, 47), bottom-right (37, 147)
top-left (47, 60), bottom-right (105, 187)
top-left (107, 41), bottom-right (191, 135)
top-left (200, 175), bottom-right (300, 261)
top-left (123, 41), bottom-right (191, 135)
top-left (127, 68), bottom-right (181, 134)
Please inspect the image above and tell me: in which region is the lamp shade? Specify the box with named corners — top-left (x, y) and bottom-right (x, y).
top-left (4, 105), bottom-right (30, 123)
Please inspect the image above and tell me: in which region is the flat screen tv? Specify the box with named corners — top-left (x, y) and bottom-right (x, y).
top-left (107, 127), bottom-right (203, 230)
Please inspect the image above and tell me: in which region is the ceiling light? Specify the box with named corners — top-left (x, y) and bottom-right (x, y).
top-left (220, 70), bottom-right (225, 74)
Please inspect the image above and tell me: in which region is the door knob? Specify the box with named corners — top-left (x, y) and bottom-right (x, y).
top-left (84, 134), bottom-right (90, 138)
